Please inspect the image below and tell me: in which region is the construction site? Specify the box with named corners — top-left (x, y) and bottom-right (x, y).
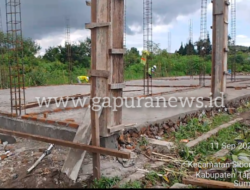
top-left (1, 0), bottom-right (250, 188)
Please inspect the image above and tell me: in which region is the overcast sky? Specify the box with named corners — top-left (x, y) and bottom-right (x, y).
top-left (0, 0), bottom-right (249, 55)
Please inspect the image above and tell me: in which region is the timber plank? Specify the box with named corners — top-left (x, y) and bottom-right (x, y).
top-left (183, 177), bottom-right (245, 189)
top-left (61, 107), bottom-right (103, 181)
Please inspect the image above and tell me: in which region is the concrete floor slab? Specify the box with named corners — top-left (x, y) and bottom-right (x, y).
top-left (34, 87), bottom-right (250, 130)
top-left (0, 85), bottom-right (187, 114)
top-left (1, 77), bottom-right (250, 139)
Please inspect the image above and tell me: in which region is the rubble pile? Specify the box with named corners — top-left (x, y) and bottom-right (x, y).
top-left (117, 96), bottom-right (250, 151)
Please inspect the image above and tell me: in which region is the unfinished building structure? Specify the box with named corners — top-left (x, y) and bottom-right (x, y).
top-left (0, 0), bottom-right (249, 182)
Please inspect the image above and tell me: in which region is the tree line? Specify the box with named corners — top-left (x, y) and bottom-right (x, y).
top-left (0, 31), bottom-right (249, 87)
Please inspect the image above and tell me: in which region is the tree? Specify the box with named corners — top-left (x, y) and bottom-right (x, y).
top-left (23, 38), bottom-right (41, 57)
top-left (185, 40), bottom-right (195, 55)
top-left (43, 37), bottom-right (91, 68)
top-left (71, 39), bottom-right (91, 68)
top-left (43, 46), bottom-right (61, 62)
top-left (0, 32), bottom-right (41, 58)
top-left (151, 43), bottom-right (161, 55)
top-left (195, 33), bottom-right (212, 56)
top-left (228, 35), bottom-right (233, 46)
top-left (178, 43), bottom-right (185, 55)
top-left (124, 47), bottom-right (140, 67)
top-left (205, 33), bottom-right (212, 55)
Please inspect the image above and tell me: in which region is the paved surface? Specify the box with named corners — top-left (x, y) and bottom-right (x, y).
top-left (0, 76), bottom-right (250, 128)
top-left (35, 86), bottom-right (250, 127)
top-left (1, 76), bottom-right (250, 187)
top-left (0, 84), bottom-right (187, 113)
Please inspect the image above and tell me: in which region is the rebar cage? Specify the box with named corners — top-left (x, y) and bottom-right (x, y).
top-left (6, 0), bottom-right (26, 116)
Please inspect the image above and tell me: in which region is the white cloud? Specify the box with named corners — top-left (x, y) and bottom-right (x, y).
top-left (129, 25), bottom-right (142, 33)
top-left (35, 29), bottom-right (90, 56)
top-left (34, 0), bottom-right (250, 56)
top-left (237, 35), bottom-right (248, 39)
top-left (237, 34), bottom-right (250, 46)
top-left (153, 24), bottom-right (172, 33)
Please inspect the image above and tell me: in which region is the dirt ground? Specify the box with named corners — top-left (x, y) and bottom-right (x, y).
top-left (1, 110), bottom-right (249, 188)
top-left (0, 138), bottom-right (85, 188)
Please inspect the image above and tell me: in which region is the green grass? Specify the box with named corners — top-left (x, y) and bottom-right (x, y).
top-left (91, 176), bottom-right (120, 189)
top-left (237, 101), bottom-right (250, 113)
top-left (120, 181), bottom-right (142, 188)
top-left (174, 114), bottom-right (232, 142)
top-left (138, 136), bottom-right (149, 146)
top-left (180, 122), bottom-right (244, 161)
top-left (211, 114), bottom-right (232, 128)
top-left (145, 171), bottom-right (160, 186)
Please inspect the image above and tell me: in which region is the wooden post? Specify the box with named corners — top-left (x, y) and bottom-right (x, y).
top-left (89, 0), bottom-right (124, 179)
top-left (91, 106), bottom-right (101, 178)
top-left (109, 0), bottom-right (124, 134)
top-left (211, 0), bottom-right (229, 99)
top-left (89, 0), bottom-right (124, 138)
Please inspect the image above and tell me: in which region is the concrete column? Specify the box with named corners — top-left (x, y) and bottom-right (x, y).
top-left (211, 0), bottom-right (229, 99)
top-left (90, 0), bottom-right (124, 149)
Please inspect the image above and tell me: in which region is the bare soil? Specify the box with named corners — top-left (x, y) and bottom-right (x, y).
top-left (1, 110), bottom-right (249, 188)
top-left (0, 138), bottom-right (84, 188)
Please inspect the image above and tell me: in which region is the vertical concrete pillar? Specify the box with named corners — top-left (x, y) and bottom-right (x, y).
top-left (89, 0), bottom-right (124, 149)
top-left (211, 0), bottom-right (229, 99)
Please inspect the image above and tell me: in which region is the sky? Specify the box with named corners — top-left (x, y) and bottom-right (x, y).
top-left (0, 0), bottom-right (249, 55)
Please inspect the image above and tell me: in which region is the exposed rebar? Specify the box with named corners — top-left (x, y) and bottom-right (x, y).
top-left (199, 0), bottom-right (208, 87)
top-left (66, 16), bottom-right (72, 84)
top-left (143, 0), bottom-right (153, 95)
top-left (5, 0), bottom-right (26, 116)
top-left (231, 0), bottom-right (236, 81)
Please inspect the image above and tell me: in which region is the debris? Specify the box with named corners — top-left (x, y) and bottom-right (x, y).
top-left (227, 108), bottom-right (235, 115)
top-left (148, 138), bottom-right (174, 154)
top-left (140, 127), bottom-right (147, 134)
top-left (4, 145), bottom-right (15, 151)
top-left (27, 144), bottom-right (54, 173)
top-left (182, 177), bottom-right (240, 189)
top-left (12, 174), bottom-right (18, 180)
top-left (118, 135), bottom-right (125, 144)
top-left (117, 149), bottom-right (137, 168)
top-left (125, 145), bottom-right (134, 150)
top-left (213, 149), bottom-right (229, 158)
top-left (155, 136), bottom-right (162, 140)
top-left (0, 154), bottom-right (7, 160)
top-left (151, 185), bottom-right (167, 189)
top-left (0, 150), bottom-right (11, 161)
top-left (65, 119), bottom-right (75, 122)
top-left (180, 139), bottom-right (189, 143)
top-left (0, 134), bottom-right (16, 144)
top-left (235, 87), bottom-right (242, 90)
top-left (43, 113), bottom-right (48, 118)
top-left (132, 133), bottom-right (139, 138)
top-left (162, 175), bottom-right (169, 183)
top-left (137, 168), bottom-right (163, 177)
top-left (170, 183), bottom-right (190, 189)
top-left (145, 147), bottom-right (152, 156)
top-left (3, 141), bottom-right (8, 147)
top-left (170, 128), bottom-right (175, 132)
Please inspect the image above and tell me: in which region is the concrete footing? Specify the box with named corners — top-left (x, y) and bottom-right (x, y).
top-left (0, 133), bottom-right (16, 144)
top-left (100, 133), bottom-right (119, 150)
top-left (0, 116), bottom-right (76, 141)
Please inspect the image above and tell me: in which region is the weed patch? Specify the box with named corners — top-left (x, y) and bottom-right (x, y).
top-left (179, 122), bottom-right (244, 161)
top-left (120, 181), bottom-right (142, 188)
top-left (91, 176), bottom-right (120, 188)
top-left (174, 114), bottom-right (231, 142)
